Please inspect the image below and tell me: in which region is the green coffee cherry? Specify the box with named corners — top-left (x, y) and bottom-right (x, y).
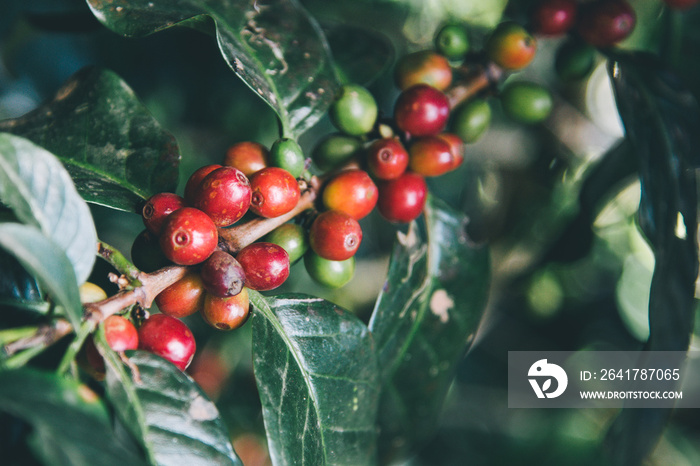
top-left (329, 84), bottom-right (378, 136)
top-left (304, 252), bottom-right (355, 288)
top-left (263, 223), bottom-right (308, 264)
top-left (500, 82), bottom-right (553, 124)
top-left (555, 40), bottom-right (596, 82)
top-left (270, 138), bottom-right (305, 178)
top-left (450, 99), bottom-right (491, 143)
top-left (435, 24), bottom-right (470, 59)
top-left (311, 133), bottom-right (362, 171)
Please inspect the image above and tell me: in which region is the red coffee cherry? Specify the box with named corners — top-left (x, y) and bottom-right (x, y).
top-left (155, 270), bottom-right (206, 318)
top-left (394, 84), bottom-right (450, 137)
top-left (138, 314), bottom-right (196, 371)
top-left (236, 242), bottom-right (290, 291)
top-left (142, 192), bottom-right (186, 235)
top-left (249, 167), bottom-right (300, 218)
top-left (224, 141), bottom-right (269, 176)
top-left (408, 136), bottom-right (455, 177)
top-left (436, 133), bottom-right (464, 170)
top-left (377, 172), bottom-right (428, 223)
top-left (577, 0), bottom-right (636, 48)
top-left (322, 169), bottom-right (378, 220)
top-left (486, 22), bottom-right (537, 70)
top-left (201, 288), bottom-right (250, 331)
top-left (309, 210), bottom-right (362, 261)
top-left (159, 207), bottom-right (218, 266)
top-left (200, 250), bottom-right (246, 298)
top-left (184, 164), bottom-right (222, 205)
top-left (394, 50), bottom-right (452, 91)
top-left (531, 0), bottom-right (577, 36)
top-left (366, 138), bottom-right (409, 180)
top-left (103, 315), bottom-right (139, 352)
top-left (193, 166), bottom-right (252, 227)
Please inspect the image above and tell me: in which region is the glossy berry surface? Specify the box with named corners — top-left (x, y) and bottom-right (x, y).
top-left (159, 207), bottom-right (218, 265)
top-left (263, 223), bottom-right (308, 264)
top-left (249, 167), bottom-right (300, 218)
top-left (202, 288), bottom-right (250, 331)
top-left (312, 133), bottom-right (362, 171)
top-left (322, 169), bottom-right (378, 220)
top-left (436, 133), bottom-right (464, 170)
top-left (409, 136), bottom-right (455, 177)
top-left (486, 22), bottom-right (537, 70)
top-left (193, 166), bottom-right (251, 227)
top-left (138, 314), bottom-right (196, 371)
top-left (450, 99), bottom-right (492, 143)
top-left (366, 138), bottom-right (409, 180)
top-left (309, 210), bottom-right (362, 261)
top-left (155, 270), bottom-right (206, 318)
top-left (329, 84), bottom-right (378, 136)
top-left (501, 82), bottom-right (553, 124)
top-left (394, 50), bottom-right (452, 91)
top-left (377, 172), bottom-right (428, 223)
top-left (103, 315), bottom-right (139, 352)
top-left (577, 0), bottom-right (636, 48)
top-left (236, 242), bottom-right (290, 291)
top-left (434, 24), bottom-right (470, 59)
top-left (142, 192), bottom-right (186, 235)
top-left (530, 0), bottom-right (577, 36)
top-left (224, 141), bottom-right (268, 177)
top-left (184, 164), bottom-right (222, 204)
top-left (270, 138), bottom-right (305, 178)
top-left (304, 252), bottom-right (355, 289)
top-left (200, 250), bottom-right (246, 298)
top-left (394, 84), bottom-right (450, 137)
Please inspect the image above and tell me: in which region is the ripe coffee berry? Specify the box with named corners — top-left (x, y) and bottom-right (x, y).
top-left (309, 210), bottom-right (362, 261)
top-left (450, 98), bottom-right (491, 143)
top-left (142, 192), bottom-right (186, 235)
top-left (224, 141), bottom-right (268, 177)
top-left (530, 0), bottom-right (577, 36)
top-left (249, 167), bottom-right (300, 218)
top-left (263, 223), bottom-right (308, 264)
top-left (184, 164), bottom-right (221, 204)
top-left (159, 207), bottom-right (218, 266)
top-left (304, 252), bottom-right (355, 289)
top-left (155, 270), bottom-right (206, 318)
top-left (436, 133), bottom-right (464, 170)
top-left (394, 50), bottom-right (452, 91)
top-left (103, 315), bottom-right (139, 352)
top-left (434, 24), bottom-right (470, 59)
top-left (329, 84), bottom-right (378, 136)
top-left (202, 288), bottom-right (250, 331)
top-left (394, 84), bottom-right (450, 137)
top-left (577, 0), bottom-right (636, 48)
top-left (322, 169), bottom-right (378, 220)
top-left (200, 250), bottom-right (246, 298)
top-left (486, 22), bottom-right (537, 70)
top-left (138, 314), bottom-right (196, 371)
top-left (270, 138), bottom-right (305, 178)
top-left (193, 166), bottom-right (251, 227)
top-left (236, 242), bottom-right (290, 291)
top-left (408, 136), bottom-right (455, 177)
top-left (377, 172), bottom-right (428, 223)
top-left (366, 138), bottom-right (409, 180)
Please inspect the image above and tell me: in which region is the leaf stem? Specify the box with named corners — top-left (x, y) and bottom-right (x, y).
top-left (1, 344), bottom-right (51, 369)
top-left (0, 326), bottom-right (39, 346)
top-left (97, 241), bottom-right (142, 286)
top-left (57, 320), bottom-right (94, 375)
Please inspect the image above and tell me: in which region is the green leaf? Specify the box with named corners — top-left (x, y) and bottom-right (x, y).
top-left (0, 250), bottom-right (42, 304)
top-left (0, 367), bottom-right (147, 466)
top-left (0, 67), bottom-right (179, 212)
top-left (324, 24), bottom-right (394, 86)
top-left (250, 291), bottom-right (380, 466)
top-left (0, 133), bottom-right (97, 284)
top-left (0, 223), bottom-right (82, 328)
top-left (97, 338), bottom-right (241, 466)
top-left (86, 0), bottom-right (340, 139)
top-left (368, 195), bottom-right (490, 461)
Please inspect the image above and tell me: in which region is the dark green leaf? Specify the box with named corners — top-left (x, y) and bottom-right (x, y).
top-left (368, 195), bottom-right (490, 462)
top-left (0, 68), bottom-right (180, 213)
top-left (250, 291), bottom-right (380, 466)
top-left (98, 339), bottom-right (241, 466)
top-left (0, 367), bottom-right (147, 466)
top-left (324, 24), bottom-right (394, 86)
top-left (86, 0), bottom-right (340, 139)
top-left (604, 53), bottom-right (700, 465)
top-left (0, 223), bottom-right (82, 328)
top-left (0, 250), bottom-right (42, 304)
top-left (0, 133), bottom-right (97, 283)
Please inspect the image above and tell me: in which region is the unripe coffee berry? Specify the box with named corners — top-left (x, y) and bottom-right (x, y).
top-left (155, 270), bottom-right (206, 318)
top-left (193, 166), bottom-right (251, 227)
top-left (322, 169), bottom-right (378, 220)
top-left (304, 252), bottom-right (355, 289)
top-left (138, 314), bottom-right (196, 371)
top-left (270, 138), bottom-right (305, 178)
top-left (202, 288), bottom-right (250, 331)
top-left (236, 242), bottom-right (290, 291)
top-left (79, 282), bottom-right (107, 304)
top-left (142, 192), bottom-right (186, 235)
top-left (366, 138), bottom-right (409, 180)
top-left (184, 164), bottom-right (222, 204)
top-left (394, 50), bottom-right (452, 91)
top-left (394, 84), bottom-right (450, 137)
top-left (263, 223), bottom-right (309, 264)
top-left (500, 82), bottom-right (553, 124)
top-left (450, 99), bottom-right (491, 143)
top-left (555, 40), bottom-right (596, 82)
top-left (377, 172), bottom-right (428, 223)
top-left (576, 0), bottom-right (636, 48)
top-left (408, 136), bottom-right (455, 177)
top-left (159, 207), bottom-right (218, 265)
top-left (486, 22), bottom-right (537, 70)
top-left (309, 210), bottom-right (362, 261)
top-left (329, 84), bottom-right (378, 136)
top-left (200, 250), bottom-right (246, 298)
top-left (312, 133), bottom-right (362, 171)
top-left (435, 24), bottom-right (470, 59)
top-left (103, 315), bottom-right (139, 352)
top-left (530, 0), bottom-right (577, 36)
top-left (249, 167), bottom-right (300, 218)
top-left (224, 142), bottom-right (268, 177)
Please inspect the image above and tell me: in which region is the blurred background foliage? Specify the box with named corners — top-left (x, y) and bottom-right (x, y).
top-left (2, 0), bottom-right (700, 464)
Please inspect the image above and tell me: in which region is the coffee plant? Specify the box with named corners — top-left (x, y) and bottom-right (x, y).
top-left (1, 0), bottom-right (700, 464)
